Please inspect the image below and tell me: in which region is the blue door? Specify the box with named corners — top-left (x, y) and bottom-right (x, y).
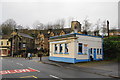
top-left (94, 48), bottom-right (96, 60)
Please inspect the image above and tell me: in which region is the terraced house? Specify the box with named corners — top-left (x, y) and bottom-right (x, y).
top-left (0, 35), bottom-right (11, 56)
top-left (9, 30), bottom-right (34, 56)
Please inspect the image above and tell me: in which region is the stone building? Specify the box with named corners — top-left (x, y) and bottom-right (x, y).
top-left (9, 31), bottom-right (34, 56)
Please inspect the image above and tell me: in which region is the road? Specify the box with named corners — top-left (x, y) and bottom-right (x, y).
top-left (1, 57), bottom-right (113, 79)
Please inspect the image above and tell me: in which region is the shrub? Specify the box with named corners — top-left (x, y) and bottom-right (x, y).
top-left (103, 36), bottom-right (120, 60)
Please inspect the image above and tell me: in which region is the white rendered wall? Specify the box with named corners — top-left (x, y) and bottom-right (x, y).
top-left (75, 35), bottom-right (102, 60)
top-left (49, 39), bottom-right (76, 58)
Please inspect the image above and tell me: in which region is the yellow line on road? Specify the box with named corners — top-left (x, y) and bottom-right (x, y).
top-left (32, 76), bottom-right (38, 78)
top-left (20, 75), bottom-right (38, 78)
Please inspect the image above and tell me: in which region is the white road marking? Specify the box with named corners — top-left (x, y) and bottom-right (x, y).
top-left (16, 63), bottom-right (23, 66)
top-left (28, 67), bottom-right (40, 72)
top-left (50, 75), bottom-right (63, 80)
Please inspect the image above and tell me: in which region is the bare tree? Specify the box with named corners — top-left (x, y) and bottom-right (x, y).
top-left (1, 19), bottom-right (17, 35)
top-left (101, 20), bottom-right (107, 36)
top-left (94, 19), bottom-right (101, 36)
top-left (16, 24), bottom-right (24, 30)
top-left (53, 18), bottom-right (65, 29)
top-left (32, 21), bottom-right (45, 30)
top-left (24, 26), bottom-right (31, 30)
top-left (45, 18), bottom-right (65, 30)
top-left (82, 17), bottom-right (92, 34)
top-left (46, 22), bottom-right (53, 29)
top-left (68, 17), bottom-right (74, 28)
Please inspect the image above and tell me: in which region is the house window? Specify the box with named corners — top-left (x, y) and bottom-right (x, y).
top-left (1, 41), bottom-right (3, 45)
top-left (94, 48), bottom-right (96, 53)
top-left (78, 43), bottom-right (82, 53)
top-left (64, 43), bottom-right (69, 54)
top-left (60, 44), bottom-right (62, 52)
top-left (100, 49), bottom-right (102, 55)
top-left (7, 41), bottom-right (9, 45)
top-left (55, 44), bottom-right (57, 51)
top-left (97, 49), bottom-right (99, 55)
top-left (90, 48), bottom-right (92, 54)
top-left (65, 43), bottom-right (68, 53)
top-left (84, 44), bottom-right (88, 54)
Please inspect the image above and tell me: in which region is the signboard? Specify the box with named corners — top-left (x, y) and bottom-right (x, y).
top-left (0, 69), bottom-right (38, 75)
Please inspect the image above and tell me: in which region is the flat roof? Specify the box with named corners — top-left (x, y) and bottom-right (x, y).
top-left (50, 33), bottom-right (102, 39)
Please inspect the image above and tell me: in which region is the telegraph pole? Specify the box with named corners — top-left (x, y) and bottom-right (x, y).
top-left (107, 20), bottom-right (109, 37)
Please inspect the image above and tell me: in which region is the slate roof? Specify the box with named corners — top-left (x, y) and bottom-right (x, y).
top-left (18, 33), bottom-right (33, 39)
top-left (50, 33), bottom-right (102, 40)
top-left (39, 28), bottom-right (71, 38)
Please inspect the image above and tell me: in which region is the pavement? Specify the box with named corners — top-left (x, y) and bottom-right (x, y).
top-left (32, 56), bottom-right (120, 79)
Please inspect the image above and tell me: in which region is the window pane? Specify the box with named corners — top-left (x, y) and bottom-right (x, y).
top-left (1, 41), bottom-right (3, 45)
top-left (97, 49), bottom-right (99, 54)
top-left (90, 48), bottom-right (92, 54)
top-left (55, 44), bottom-right (57, 51)
top-left (7, 41), bottom-right (9, 45)
top-left (78, 43), bottom-right (82, 53)
top-left (60, 44), bottom-right (62, 52)
top-left (65, 43), bottom-right (68, 52)
top-left (100, 49), bottom-right (102, 54)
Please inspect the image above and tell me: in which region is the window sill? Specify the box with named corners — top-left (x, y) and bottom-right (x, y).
top-left (78, 52), bottom-right (83, 55)
top-left (64, 52), bottom-right (69, 54)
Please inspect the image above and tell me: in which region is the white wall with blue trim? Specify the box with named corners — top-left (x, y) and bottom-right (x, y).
top-left (49, 33), bottom-right (103, 63)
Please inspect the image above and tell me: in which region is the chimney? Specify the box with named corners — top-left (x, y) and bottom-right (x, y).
top-left (71, 21), bottom-right (81, 33)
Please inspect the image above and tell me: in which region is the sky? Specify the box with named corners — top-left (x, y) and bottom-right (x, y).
top-left (0, 0), bottom-right (119, 29)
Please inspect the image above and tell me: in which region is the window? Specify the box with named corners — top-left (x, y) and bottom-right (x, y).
top-left (78, 43), bottom-right (82, 53)
top-left (90, 48), bottom-right (92, 54)
top-left (60, 44), bottom-right (62, 52)
top-left (1, 41), bottom-right (3, 45)
top-left (84, 44), bottom-right (88, 54)
top-left (55, 44), bottom-right (57, 51)
top-left (54, 44), bottom-right (58, 54)
top-left (100, 49), bottom-right (102, 55)
top-left (65, 43), bottom-right (68, 53)
top-left (7, 41), bottom-right (9, 45)
top-left (94, 48), bottom-right (96, 53)
top-left (97, 49), bottom-right (99, 55)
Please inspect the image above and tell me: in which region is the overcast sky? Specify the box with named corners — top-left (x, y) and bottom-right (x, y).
top-left (0, 0), bottom-right (119, 29)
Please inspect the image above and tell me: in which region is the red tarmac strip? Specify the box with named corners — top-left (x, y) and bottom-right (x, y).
top-left (0, 69), bottom-right (38, 75)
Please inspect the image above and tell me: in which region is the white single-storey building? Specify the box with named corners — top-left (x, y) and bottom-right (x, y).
top-left (49, 33), bottom-right (103, 63)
